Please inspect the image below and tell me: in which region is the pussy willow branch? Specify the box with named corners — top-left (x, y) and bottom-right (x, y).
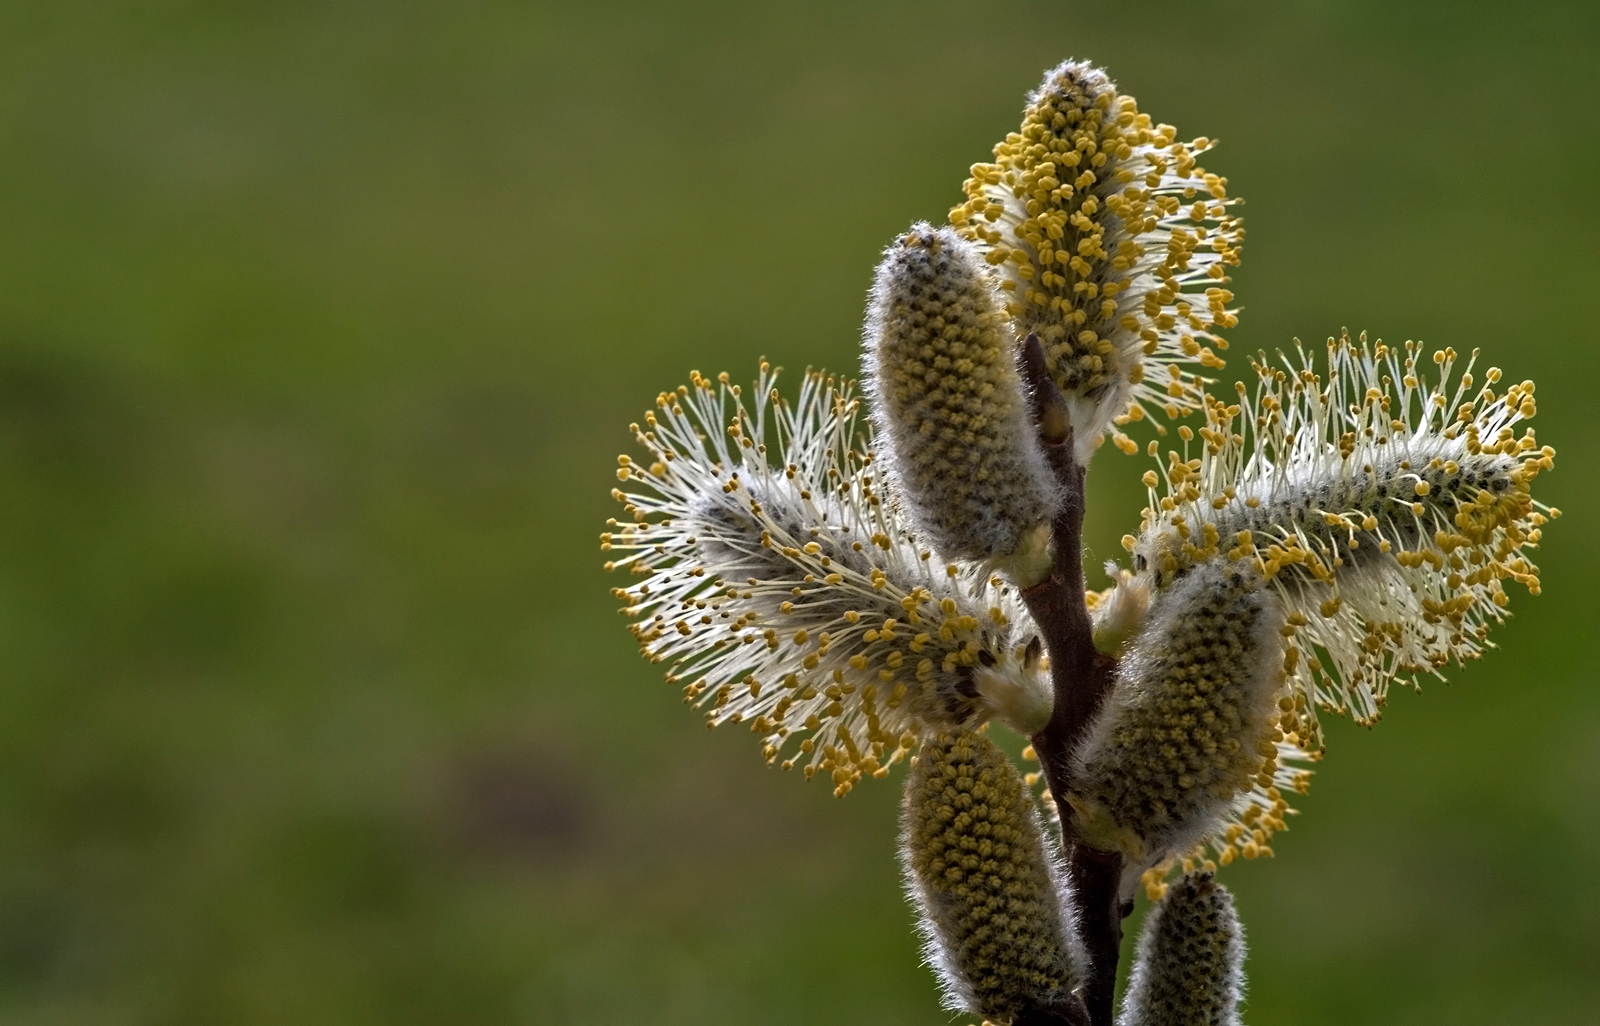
top-left (1017, 335), bottom-right (1127, 1026)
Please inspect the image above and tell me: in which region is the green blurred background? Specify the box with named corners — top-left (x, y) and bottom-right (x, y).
top-left (0, 1), bottom-right (1595, 1023)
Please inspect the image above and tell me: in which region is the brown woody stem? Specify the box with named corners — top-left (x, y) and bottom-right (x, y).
top-left (1016, 335), bottom-right (1128, 1026)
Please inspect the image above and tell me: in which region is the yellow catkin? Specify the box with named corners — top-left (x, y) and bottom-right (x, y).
top-left (952, 59), bottom-right (1243, 458)
top-left (1119, 872), bottom-right (1244, 1026)
top-left (1132, 330), bottom-right (1555, 729)
top-left (902, 731), bottom-right (1082, 1024)
top-left (607, 364), bottom-right (1054, 795)
top-left (866, 223), bottom-right (1058, 580)
top-left (1070, 561), bottom-right (1286, 868)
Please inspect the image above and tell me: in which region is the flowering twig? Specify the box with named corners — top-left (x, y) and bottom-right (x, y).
top-left (606, 54), bottom-right (1558, 1026)
top-left (1016, 334), bottom-right (1127, 1026)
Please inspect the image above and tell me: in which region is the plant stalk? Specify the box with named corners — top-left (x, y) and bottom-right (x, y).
top-left (1016, 335), bottom-right (1129, 1026)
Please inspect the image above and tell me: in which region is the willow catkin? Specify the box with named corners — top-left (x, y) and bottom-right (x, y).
top-left (1119, 872), bottom-right (1244, 1026)
top-left (865, 223), bottom-right (1058, 582)
top-left (902, 730), bottom-right (1082, 1024)
top-left (607, 366), bottom-right (1056, 796)
top-left (1129, 331), bottom-right (1556, 730)
top-left (1069, 560), bottom-right (1286, 868)
top-left (952, 59), bottom-right (1244, 461)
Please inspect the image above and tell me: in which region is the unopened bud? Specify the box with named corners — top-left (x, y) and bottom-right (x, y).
top-left (866, 223), bottom-right (1059, 583)
top-left (1090, 565), bottom-right (1151, 655)
top-left (902, 731), bottom-right (1084, 1024)
top-left (1119, 872), bottom-right (1245, 1026)
top-left (1070, 561), bottom-right (1284, 867)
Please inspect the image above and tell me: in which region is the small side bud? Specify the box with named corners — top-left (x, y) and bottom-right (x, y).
top-left (1069, 561), bottom-right (1284, 868)
top-left (902, 731), bottom-right (1085, 1025)
top-left (1019, 332), bottom-right (1073, 444)
top-left (865, 223), bottom-right (1059, 583)
top-left (1090, 565), bottom-right (1151, 655)
top-left (973, 658), bottom-right (1054, 736)
top-left (1118, 872), bottom-right (1245, 1026)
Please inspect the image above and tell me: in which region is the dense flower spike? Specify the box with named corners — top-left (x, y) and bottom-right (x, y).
top-left (1070, 560), bottom-right (1310, 873)
top-left (903, 731), bottom-right (1083, 1024)
top-left (1129, 331), bottom-right (1557, 730)
top-left (605, 365), bottom-right (1053, 797)
top-left (865, 223), bottom-right (1059, 581)
top-left (951, 59), bottom-right (1243, 460)
top-left (1118, 872), bottom-right (1245, 1026)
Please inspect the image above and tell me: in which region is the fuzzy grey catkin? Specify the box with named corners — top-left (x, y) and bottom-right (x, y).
top-left (1118, 872), bottom-right (1244, 1026)
top-left (1069, 560), bottom-right (1284, 867)
top-left (865, 223), bottom-right (1058, 581)
top-left (902, 731), bottom-right (1083, 1025)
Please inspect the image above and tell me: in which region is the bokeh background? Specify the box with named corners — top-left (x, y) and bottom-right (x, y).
top-left (0, 2), bottom-right (1595, 1023)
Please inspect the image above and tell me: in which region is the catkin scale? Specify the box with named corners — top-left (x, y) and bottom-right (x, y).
top-left (865, 224), bottom-right (1058, 579)
top-left (902, 731), bottom-right (1083, 1025)
top-left (1118, 872), bottom-right (1245, 1026)
top-left (1069, 560), bottom-right (1288, 869)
